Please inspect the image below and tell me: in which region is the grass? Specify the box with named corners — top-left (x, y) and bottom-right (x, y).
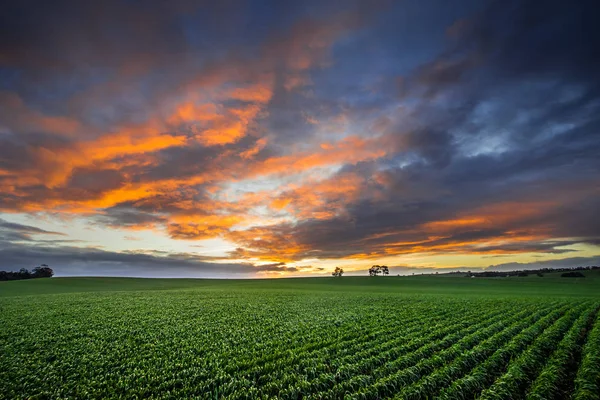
top-left (2, 269), bottom-right (600, 298)
top-left (1, 272), bottom-right (599, 399)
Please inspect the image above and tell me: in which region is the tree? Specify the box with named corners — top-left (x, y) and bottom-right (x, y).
top-left (32, 264), bottom-right (54, 278)
top-left (0, 265), bottom-right (54, 281)
top-left (369, 265), bottom-right (390, 276)
top-left (368, 265), bottom-right (390, 276)
top-left (332, 267), bottom-right (344, 277)
top-left (18, 268), bottom-right (31, 279)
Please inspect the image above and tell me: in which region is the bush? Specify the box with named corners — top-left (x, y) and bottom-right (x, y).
top-left (561, 271), bottom-right (585, 278)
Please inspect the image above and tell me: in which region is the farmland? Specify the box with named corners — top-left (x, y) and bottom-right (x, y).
top-left (1, 274), bottom-right (600, 399)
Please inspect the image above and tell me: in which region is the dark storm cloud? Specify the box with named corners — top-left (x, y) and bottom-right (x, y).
top-left (68, 168), bottom-right (126, 194)
top-left (390, 0), bottom-right (600, 168)
top-left (94, 205), bottom-right (168, 229)
top-left (0, 0), bottom-right (383, 209)
top-left (0, 240), bottom-right (301, 277)
top-left (0, 0), bottom-right (248, 86)
top-left (0, 0), bottom-right (381, 114)
top-left (353, 255), bottom-right (600, 276)
top-left (485, 256), bottom-right (600, 272)
top-left (222, 0), bottom-right (600, 261)
top-left (253, 144), bottom-right (599, 261)
top-left (403, 0), bottom-right (600, 96)
top-left (0, 218), bottom-right (65, 239)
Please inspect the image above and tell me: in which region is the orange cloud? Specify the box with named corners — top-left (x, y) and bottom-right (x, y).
top-left (240, 137), bottom-right (268, 159)
top-left (251, 135), bottom-right (388, 178)
top-left (170, 103), bottom-right (220, 123)
top-left (168, 90), bottom-right (267, 147)
top-left (228, 78), bottom-right (274, 103)
top-left (0, 91), bottom-right (84, 138)
top-left (227, 226), bottom-right (311, 263)
top-left (196, 104), bottom-right (263, 146)
top-left (270, 173), bottom-right (363, 219)
top-left (422, 217), bottom-right (490, 231)
top-left (271, 197), bottom-right (292, 210)
top-left (284, 73), bottom-right (312, 91)
top-left (85, 132), bottom-right (187, 161)
top-left (168, 214), bottom-right (245, 240)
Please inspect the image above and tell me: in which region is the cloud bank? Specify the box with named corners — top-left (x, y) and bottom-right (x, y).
top-left (0, 0), bottom-right (599, 276)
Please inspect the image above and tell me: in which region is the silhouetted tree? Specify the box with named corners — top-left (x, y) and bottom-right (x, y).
top-left (332, 267), bottom-right (344, 277)
top-left (18, 268), bottom-right (31, 279)
top-left (32, 264), bottom-right (54, 278)
top-left (369, 265), bottom-right (390, 276)
top-left (0, 264), bottom-right (54, 281)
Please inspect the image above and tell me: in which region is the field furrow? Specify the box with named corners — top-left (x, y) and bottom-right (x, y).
top-left (478, 303), bottom-right (587, 400)
top-left (311, 307), bottom-right (531, 399)
top-left (573, 312), bottom-right (600, 400)
top-left (392, 303), bottom-right (557, 399)
top-left (263, 304), bottom-right (512, 398)
top-left (1, 275), bottom-right (599, 400)
top-left (525, 305), bottom-right (599, 400)
top-left (203, 303), bottom-right (510, 397)
top-left (436, 303), bottom-right (573, 400)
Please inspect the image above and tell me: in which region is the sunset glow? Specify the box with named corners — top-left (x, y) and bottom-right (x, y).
top-left (0, 0), bottom-right (598, 277)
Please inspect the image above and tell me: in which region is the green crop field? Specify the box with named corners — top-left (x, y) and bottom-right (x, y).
top-left (1, 273), bottom-right (600, 399)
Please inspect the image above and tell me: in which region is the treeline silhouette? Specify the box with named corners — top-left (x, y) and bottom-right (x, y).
top-left (466, 265), bottom-right (599, 278)
top-left (0, 265), bottom-right (54, 281)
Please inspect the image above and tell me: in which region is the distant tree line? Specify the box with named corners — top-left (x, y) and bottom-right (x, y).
top-left (560, 271), bottom-right (586, 278)
top-left (466, 265), bottom-right (599, 278)
top-left (0, 265), bottom-right (54, 281)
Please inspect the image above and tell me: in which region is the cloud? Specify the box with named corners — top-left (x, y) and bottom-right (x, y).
top-left (350, 255), bottom-right (600, 276)
top-left (0, 218), bottom-right (66, 242)
top-left (95, 206), bottom-right (167, 230)
top-left (124, 236), bottom-right (141, 241)
top-left (0, 240), bottom-right (304, 277)
top-left (485, 256), bottom-right (600, 272)
top-left (0, 0), bottom-right (599, 275)
top-left (222, 0), bottom-right (600, 261)
top-left (0, 1), bottom-right (381, 213)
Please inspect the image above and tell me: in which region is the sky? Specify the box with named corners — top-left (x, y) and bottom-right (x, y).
top-left (0, 0), bottom-right (599, 278)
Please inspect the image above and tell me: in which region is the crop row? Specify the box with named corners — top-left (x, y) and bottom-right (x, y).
top-left (186, 299), bottom-right (513, 398)
top-left (436, 303), bottom-right (574, 400)
top-left (268, 306), bottom-right (529, 399)
top-left (525, 305), bottom-right (599, 400)
top-left (342, 304), bottom-right (563, 400)
top-left (1, 290), bottom-right (598, 400)
top-left (393, 303), bottom-right (568, 400)
top-left (573, 313), bottom-right (600, 400)
top-left (2, 293), bottom-right (488, 399)
top-left (478, 303), bottom-right (591, 399)
top-left (326, 305), bottom-right (553, 399)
